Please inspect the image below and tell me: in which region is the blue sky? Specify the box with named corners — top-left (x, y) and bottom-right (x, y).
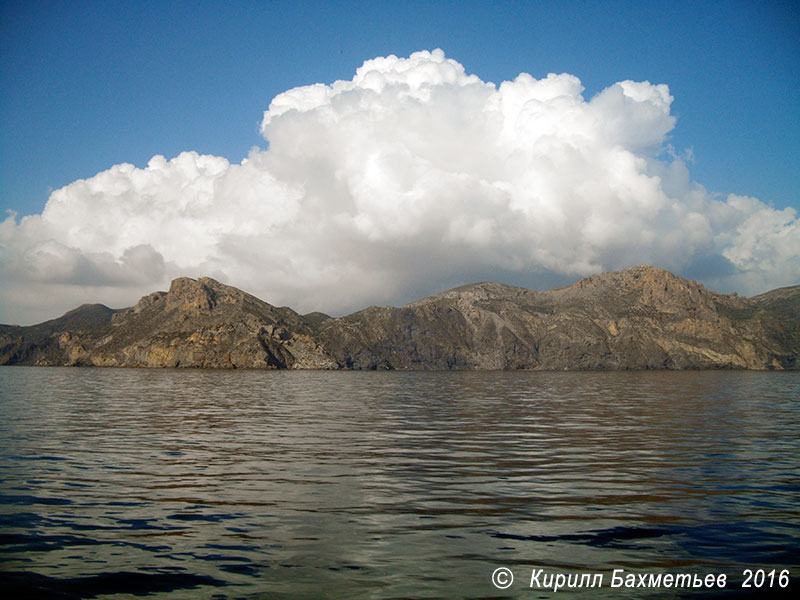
top-left (1, 0), bottom-right (799, 324)
top-left (2, 0), bottom-right (797, 216)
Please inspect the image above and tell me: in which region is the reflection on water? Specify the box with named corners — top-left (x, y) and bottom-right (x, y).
top-left (0, 368), bottom-right (798, 598)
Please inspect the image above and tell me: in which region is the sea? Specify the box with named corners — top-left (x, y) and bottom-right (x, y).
top-left (0, 368), bottom-right (798, 599)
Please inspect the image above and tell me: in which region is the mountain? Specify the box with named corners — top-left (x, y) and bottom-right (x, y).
top-left (0, 277), bottom-right (335, 369)
top-left (2, 266), bottom-right (798, 370)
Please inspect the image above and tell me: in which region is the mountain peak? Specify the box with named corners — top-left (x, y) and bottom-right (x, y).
top-left (165, 277), bottom-right (217, 313)
top-left (407, 281), bottom-right (530, 307)
top-left (2, 266), bottom-right (798, 370)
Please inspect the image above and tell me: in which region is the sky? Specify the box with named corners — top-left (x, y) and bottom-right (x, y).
top-left (1, 0), bottom-right (798, 325)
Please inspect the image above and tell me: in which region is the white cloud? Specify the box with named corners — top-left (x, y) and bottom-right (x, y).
top-left (1, 49), bottom-right (798, 324)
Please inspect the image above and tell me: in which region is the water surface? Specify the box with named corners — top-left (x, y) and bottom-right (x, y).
top-left (1, 368), bottom-right (798, 598)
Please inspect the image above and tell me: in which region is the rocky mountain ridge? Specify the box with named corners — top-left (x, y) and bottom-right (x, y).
top-left (1, 266), bottom-right (797, 370)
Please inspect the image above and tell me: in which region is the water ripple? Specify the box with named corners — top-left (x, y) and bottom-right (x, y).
top-left (1, 368), bottom-right (798, 598)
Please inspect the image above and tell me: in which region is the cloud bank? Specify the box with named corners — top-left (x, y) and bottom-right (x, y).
top-left (2, 49), bottom-right (798, 324)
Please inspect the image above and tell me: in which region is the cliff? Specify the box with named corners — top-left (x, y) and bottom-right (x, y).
top-left (1, 266), bottom-right (797, 370)
top-left (0, 277), bottom-right (335, 369)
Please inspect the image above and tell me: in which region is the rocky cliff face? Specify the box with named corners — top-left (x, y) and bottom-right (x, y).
top-left (319, 267), bottom-right (797, 370)
top-left (0, 277), bottom-right (335, 369)
top-left (1, 266), bottom-right (797, 370)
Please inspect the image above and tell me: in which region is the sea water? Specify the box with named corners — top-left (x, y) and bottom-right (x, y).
top-left (1, 368), bottom-right (798, 598)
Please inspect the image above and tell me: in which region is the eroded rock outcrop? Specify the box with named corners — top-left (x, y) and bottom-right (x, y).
top-left (1, 266), bottom-right (797, 370)
top-left (1, 277), bottom-right (336, 369)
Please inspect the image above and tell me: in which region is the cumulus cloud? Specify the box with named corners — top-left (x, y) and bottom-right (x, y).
top-left (1, 49), bottom-right (798, 324)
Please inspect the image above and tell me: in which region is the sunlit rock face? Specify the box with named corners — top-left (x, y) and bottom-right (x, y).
top-left (0, 276), bottom-right (336, 369)
top-left (317, 266), bottom-right (797, 370)
top-left (1, 266), bottom-right (798, 370)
